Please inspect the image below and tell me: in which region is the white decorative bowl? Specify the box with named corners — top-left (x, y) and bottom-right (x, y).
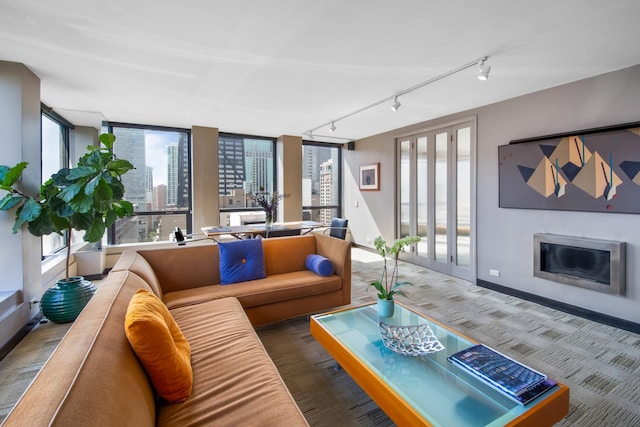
top-left (379, 321), bottom-right (445, 356)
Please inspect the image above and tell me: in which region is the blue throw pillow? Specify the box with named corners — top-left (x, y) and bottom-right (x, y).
top-left (218, 239), bottom-right (266, 285)
top-left (305, 254), bottom-right (334, 277)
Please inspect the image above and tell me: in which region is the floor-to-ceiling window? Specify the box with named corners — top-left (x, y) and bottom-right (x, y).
top-left (302, 141), bottom-right (342, 223)
top-left (41, 109), bottom-right (70, 257)
top-left (397, 119), bottom-right (476, 281)
top-left (104, 123), bottom-right (192, 244)
top-left (218, 133), bottom-right (277, 226)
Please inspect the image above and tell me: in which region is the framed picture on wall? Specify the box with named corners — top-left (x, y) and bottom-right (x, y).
top-left (359, 163), bottom-right (380, 191)
top-left (499, 121), bottom-right (640, 214)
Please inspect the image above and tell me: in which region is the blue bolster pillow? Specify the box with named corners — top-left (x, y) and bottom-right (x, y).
top-left (305, 254), bottom-right (334, 277)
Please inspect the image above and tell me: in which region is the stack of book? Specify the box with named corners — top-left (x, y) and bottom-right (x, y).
top-left (448, 344), bottom-right (556, 406)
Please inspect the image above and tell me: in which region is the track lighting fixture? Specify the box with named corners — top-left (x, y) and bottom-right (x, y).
top-left (478, 59), bottom-right (491, 81)
top-left (303, 55), bottom-right (491, 140)
top-left (391, 97), bottom-right (401, 112)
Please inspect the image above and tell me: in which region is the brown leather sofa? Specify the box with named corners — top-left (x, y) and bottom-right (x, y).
top-left (2, 234), bottom-right (351, 426)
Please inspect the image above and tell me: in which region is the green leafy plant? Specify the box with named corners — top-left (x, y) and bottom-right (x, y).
top-left (0, 133), bottom-right (134, 281)
top-left (369, 235), bottom-right (421, 300)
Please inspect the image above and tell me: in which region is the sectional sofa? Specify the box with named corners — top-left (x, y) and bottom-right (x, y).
top-left (2, 233), bottom-right (351, 426)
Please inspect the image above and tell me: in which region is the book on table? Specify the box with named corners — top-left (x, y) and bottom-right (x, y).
top-left (448, 344), bottom-right (555, 406)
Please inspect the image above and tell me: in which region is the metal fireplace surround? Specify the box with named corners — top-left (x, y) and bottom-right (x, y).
top-left (533, 233), bottom-right (626, 295)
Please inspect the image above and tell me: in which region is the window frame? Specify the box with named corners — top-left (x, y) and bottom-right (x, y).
top-left (218, 132), bottom-right (278, 215)
top-left (40, 105), bottom-right (72, 259)
top-left (302, 140), bottom-right (343, 223)
top-left (103, 122), bottom-right (193, 244)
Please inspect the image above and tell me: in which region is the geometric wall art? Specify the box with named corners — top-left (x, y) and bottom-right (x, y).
top-left (499, 122), bottom-right (640, 213)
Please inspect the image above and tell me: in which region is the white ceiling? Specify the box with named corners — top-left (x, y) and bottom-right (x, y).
top-left (2, 0), bottom-right (640, 143)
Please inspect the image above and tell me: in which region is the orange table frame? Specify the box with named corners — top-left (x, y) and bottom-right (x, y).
top-left (310, 303), bottom-right (569, 427)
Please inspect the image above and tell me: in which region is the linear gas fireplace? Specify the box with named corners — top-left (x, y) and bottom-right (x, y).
top-left (533, 233), bottom-right (626, 295)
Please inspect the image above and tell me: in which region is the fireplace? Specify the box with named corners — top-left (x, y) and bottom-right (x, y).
top-left (533, 233), bottom-right (626, 295)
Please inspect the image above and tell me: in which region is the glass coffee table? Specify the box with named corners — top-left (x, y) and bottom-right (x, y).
top-left (310, 302), bottom-right (569, 427)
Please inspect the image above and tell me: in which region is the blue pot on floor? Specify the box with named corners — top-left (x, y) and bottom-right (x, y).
top-left (377, 298), bottom-right (395, 318)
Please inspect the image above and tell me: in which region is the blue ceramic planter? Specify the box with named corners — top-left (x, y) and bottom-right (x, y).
top-left (377, 298), bottom-right (395, 318)
top-left (40, 276), bottom-right (96, 323)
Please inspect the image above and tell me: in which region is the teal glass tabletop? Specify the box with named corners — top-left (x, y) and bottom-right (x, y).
top-left (312, 303), bottom-right (562, 427)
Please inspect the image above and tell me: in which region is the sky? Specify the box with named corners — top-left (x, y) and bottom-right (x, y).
top-left (144, 130), bottom-right (182, 186)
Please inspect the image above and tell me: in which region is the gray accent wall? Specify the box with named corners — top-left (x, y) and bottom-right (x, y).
top-left (345, 64), bottom-right (640, 324)
top-left (477, 65), bottom-right (640, 324)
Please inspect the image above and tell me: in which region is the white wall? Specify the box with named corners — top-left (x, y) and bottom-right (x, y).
top-left (343, 137), bottom-right (396, 247)
top-left (1, 60), bottom-right (102, 346)
top-left (345, 64), bottom-right (640, 324)
top-left (0, 61), bottom-right (42, 345)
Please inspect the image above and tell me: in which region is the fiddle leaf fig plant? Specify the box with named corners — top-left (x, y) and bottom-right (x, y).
top-left (0, 133), bottom-right (134, 280)
top-left (369, 235), bottom-right (421, 300)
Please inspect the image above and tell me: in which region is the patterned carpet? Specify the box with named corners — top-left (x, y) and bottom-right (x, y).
top-left (256, 248), bottom-right (640, 427)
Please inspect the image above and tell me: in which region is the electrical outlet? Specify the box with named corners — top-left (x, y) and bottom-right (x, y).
top-left (30, 298), bottom-right (38, 309)
top-left (489, 269), bottom-right (500, 277)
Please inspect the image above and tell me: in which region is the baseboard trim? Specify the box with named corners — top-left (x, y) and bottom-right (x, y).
top-left (477, 279), bottom-right (640, 334)
top-left (0, 313), bottom-right (42, 362)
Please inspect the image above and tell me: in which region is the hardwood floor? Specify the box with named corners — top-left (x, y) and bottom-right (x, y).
top-left (0, 320), bottom-right (71, 423)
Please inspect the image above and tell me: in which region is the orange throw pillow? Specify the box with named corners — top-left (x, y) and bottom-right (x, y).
top-left (124, 289), bottom-right (193, 403)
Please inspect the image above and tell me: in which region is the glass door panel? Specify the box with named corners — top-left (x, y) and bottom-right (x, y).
top-left (456, 127), bottom-right (471, 268)
top-left (399, 139), bottom-right (411, 238)
top-left (396, 120), bottom-right (475, 282)
top-left (434, 131), bottom-right (449, 264)
top-left (416, 137), bottom-right (428, 258)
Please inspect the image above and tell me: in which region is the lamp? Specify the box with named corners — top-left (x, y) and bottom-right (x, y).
top-left (303, 55), bottom-right (491, 140)
top-left (478, 59), bottom-right (491, 81)
top-left (391, 97), bottom-right (401, 112)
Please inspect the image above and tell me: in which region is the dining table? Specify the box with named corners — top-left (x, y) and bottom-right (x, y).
top-left (201, 220), bottom-right (324, 241)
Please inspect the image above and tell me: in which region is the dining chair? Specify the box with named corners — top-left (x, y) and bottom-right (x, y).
top-left (325, 218), bottom-right (349, 240)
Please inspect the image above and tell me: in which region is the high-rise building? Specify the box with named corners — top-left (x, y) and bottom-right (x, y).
top-left (113, 127), bottom-right (146, 211)
top-left (167, 144), bottom-right (179, 206)
top-left (245, 139), bottom-right (273, 194)
top-left (154, 184), bottom-right (168, 211)
top-left (218, 135), bottom-right (246, 195)
top-left (303, 145), bottom-right (332, 197)
top-left (176, 133), bottom-right (189, 208)
top-left (145, 166), bottom-right (153, 210)
top-left (319, 158), bottom-right (334, 224)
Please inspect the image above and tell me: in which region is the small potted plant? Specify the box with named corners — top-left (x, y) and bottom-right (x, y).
top-left (247, 187), bottom-right (290, 227)
top-left (0, 133), bottom-right (134, 323)
top-left (369, 235), bottom-right (421, 317)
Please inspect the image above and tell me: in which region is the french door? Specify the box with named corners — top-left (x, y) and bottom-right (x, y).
top-left (397, 120), bottom-right (475, 281)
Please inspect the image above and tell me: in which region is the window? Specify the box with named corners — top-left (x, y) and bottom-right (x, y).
top-left (218, 133), bottom-right (276, 226)
top-left (105, 123), bottom-right (191, 244)
top-left (302, 142), bottom-right (342, 223)
top-left (41, 110), bottom-right (69, 257)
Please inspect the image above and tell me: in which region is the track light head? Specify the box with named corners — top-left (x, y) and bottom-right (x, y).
top-left (329, 122), bottom-right (336, 133)
top-left (478, 59), bottom-right (491, 81)
top-left (391, 97), bottom-right (401, 112)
